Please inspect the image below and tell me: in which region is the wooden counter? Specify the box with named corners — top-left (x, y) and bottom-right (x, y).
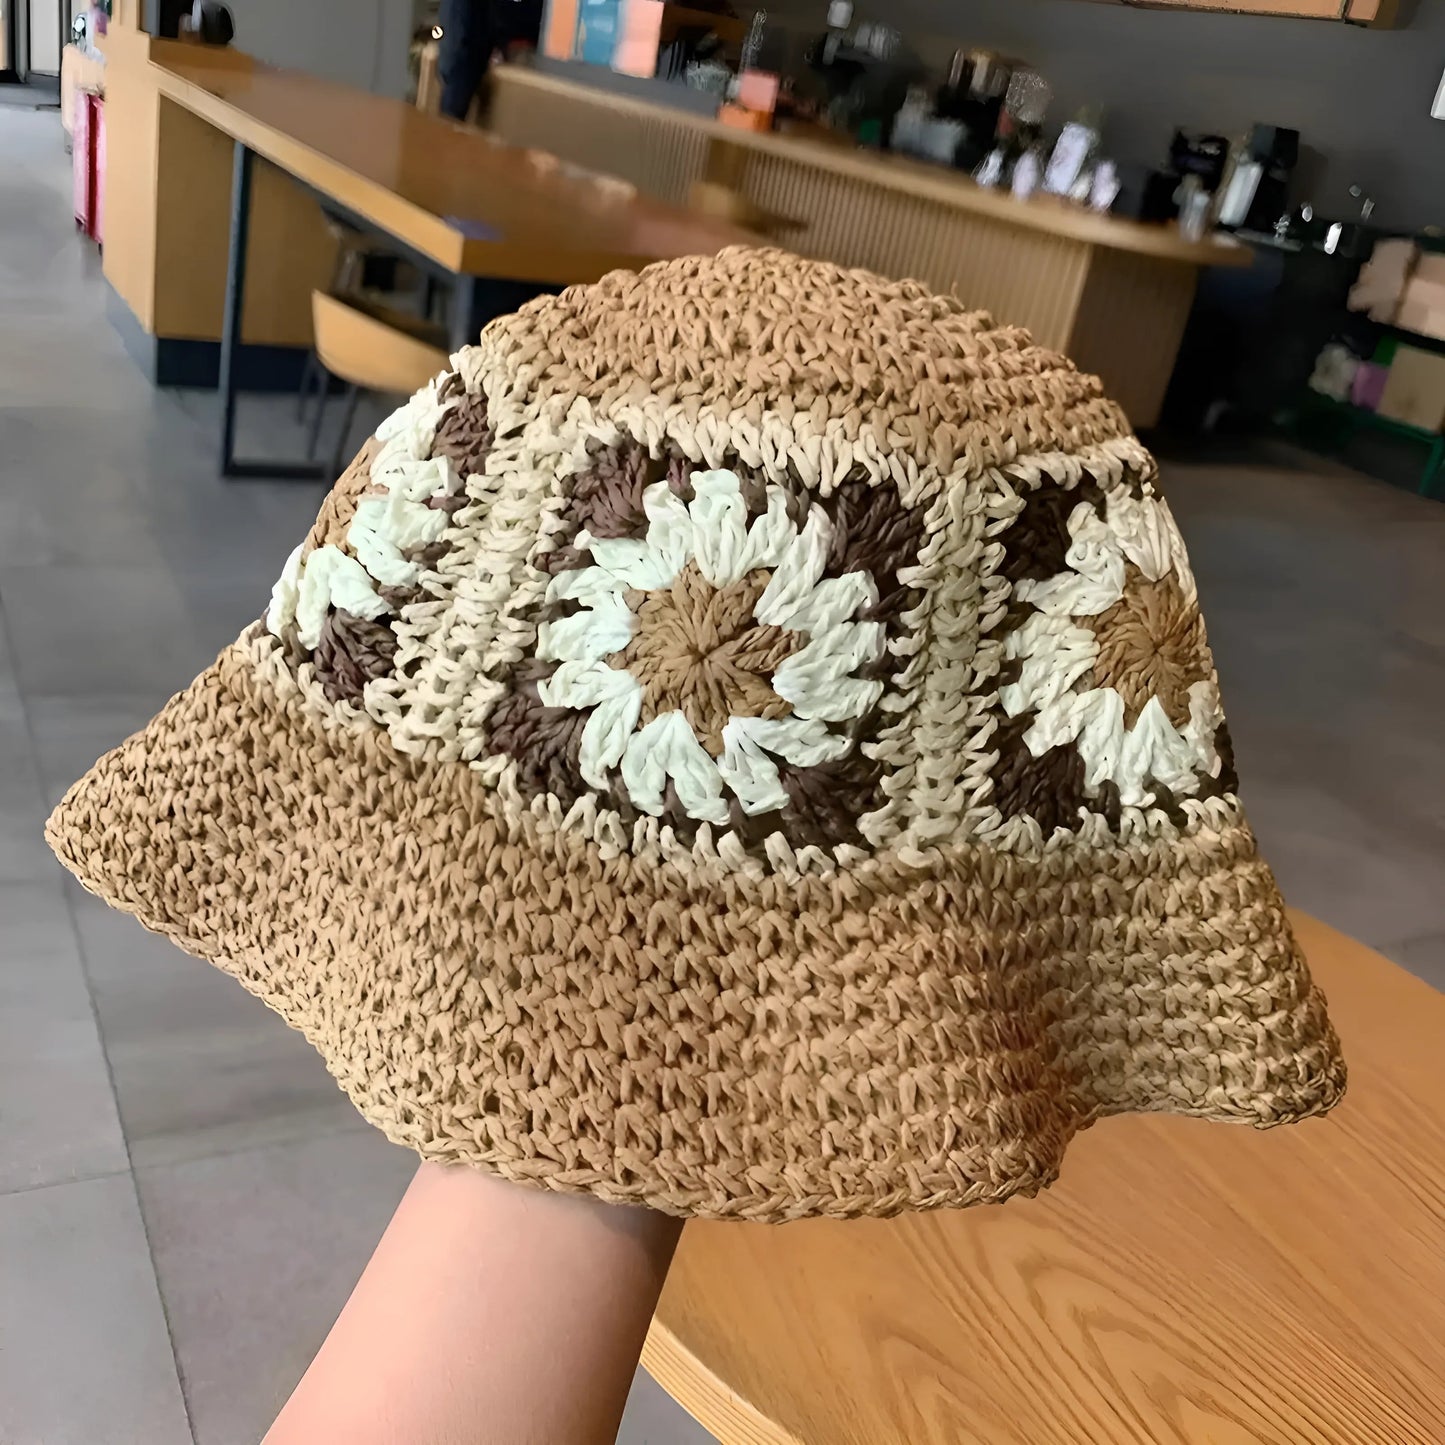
top-left (489, 65), bottom-right (1252, 427)
top-left (497, 66), bottom-right (1245, 270)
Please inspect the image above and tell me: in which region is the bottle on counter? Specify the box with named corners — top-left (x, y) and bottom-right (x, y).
top-left (1011, 145), bottom-right (1044, 202)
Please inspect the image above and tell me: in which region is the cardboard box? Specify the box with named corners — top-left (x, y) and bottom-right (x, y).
top-left (1401, 275), bottom-right (1445, 312)
top-left (1394, 297), bottom-right (1445, 343)
top-left (1412, 252), bottom-right (1445, 287)
top-left (1378, 344), bottom-right (1445, 431)
top-left (1347, 236), bottom-right (1416, 322)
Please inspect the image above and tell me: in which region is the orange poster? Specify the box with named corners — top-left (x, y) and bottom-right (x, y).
top-left (543, 0), bottom-right (581, 61)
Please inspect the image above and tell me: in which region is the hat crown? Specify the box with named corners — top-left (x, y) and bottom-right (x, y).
top-left (262, 249), bottom-right (1237, 878)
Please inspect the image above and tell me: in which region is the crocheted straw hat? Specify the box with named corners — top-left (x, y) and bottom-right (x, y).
top-left (49, 248), bottom-right (1345, 1222)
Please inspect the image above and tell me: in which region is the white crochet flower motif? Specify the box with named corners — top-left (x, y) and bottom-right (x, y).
top-left (536, 469), bottom-right (885, 827)
top-left (265, 387), bottom-right (456, 649)
top-left (1000, 490), bottom-right (1226, 809)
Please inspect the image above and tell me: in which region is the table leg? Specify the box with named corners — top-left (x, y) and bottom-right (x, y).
top-left (218, 140), bottom-right (253, 477)
top-left (449, 274), bottom-right (479, 354)
top-left (218, 141), bottom-right (327, 482)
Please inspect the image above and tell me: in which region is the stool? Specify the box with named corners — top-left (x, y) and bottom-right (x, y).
top-left (309, 291), bottom-right (450, 475)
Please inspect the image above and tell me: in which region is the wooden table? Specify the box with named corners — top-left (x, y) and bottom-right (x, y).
top-left (146, 56), bottom-right (754, 479)
top-left (645, 913), bottom-right (1445, 1445)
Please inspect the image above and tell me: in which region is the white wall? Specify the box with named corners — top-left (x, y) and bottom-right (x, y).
top-left (28, 0), bottom-right (60, 73)
top-left (227, 0), bottom-right (414, 97)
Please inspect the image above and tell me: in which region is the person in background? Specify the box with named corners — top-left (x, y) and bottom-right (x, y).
top-left (438, 0), bottom-right (544, 122)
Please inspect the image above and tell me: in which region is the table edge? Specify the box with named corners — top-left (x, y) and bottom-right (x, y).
top-left (643, 1318), bottom-right (806, 1445)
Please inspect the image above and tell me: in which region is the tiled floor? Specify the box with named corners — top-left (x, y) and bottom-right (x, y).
top-left (1, 106), bottom-right (1443, 1444)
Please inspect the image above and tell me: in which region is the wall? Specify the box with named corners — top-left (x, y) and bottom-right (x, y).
top-left (765, 0), bottom-right (1445, 232)
top-left (225, 0), bottom-right (414, 97)
top-left (27, 0), bottom-right (59, 72)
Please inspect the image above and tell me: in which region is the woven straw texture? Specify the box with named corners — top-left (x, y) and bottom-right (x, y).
top-left (48, 249), bottom-right (1345, 1222)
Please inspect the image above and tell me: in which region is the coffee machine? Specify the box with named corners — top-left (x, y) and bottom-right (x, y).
top-left (1217, 125), bottom-right (1300, 232)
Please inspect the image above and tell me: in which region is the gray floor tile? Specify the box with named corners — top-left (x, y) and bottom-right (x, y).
top-left (0, 719), bottom-right (51, 881)
top-left (69, 892), bottom-right (367, 1169)
top-left (0, 413), bottom-right (164, 570)
top-left (0, 1173), bottom-right (192, 1445)
top-left (0, 720), bottom-right (50, 879)
top-left (23, 692), bottom-right (161, 809)
top-left (0, 608), bottom-right (52, 882)
top-left (0, 882), bottom-right (128, 1192)
top-left (136, 1130), bottom-right (416, 1445)
top-left (620, 1367), bottom-right (719, 1445)
top-left (1163, 457), bottom-right (1445, 962)
top-left (0, 563), bottom-right (223, 698)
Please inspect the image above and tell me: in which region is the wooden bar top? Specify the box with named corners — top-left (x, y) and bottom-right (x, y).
top-left (147, 54), bottom-right (757, 280)
top-left (495, 66), bottom-right (1252, 271)
top-left (645, 912), bottom-right (1445, 1444)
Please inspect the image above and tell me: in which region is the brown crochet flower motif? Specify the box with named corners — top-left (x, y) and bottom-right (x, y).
top-left (1089, 569), bottom-right (1210, 729)
top-left (266, 375), bottom-right (487, 705)
top-left (991, 479), bottom-right (1233, 832)
top-left (491, 448), bottom-right (925, 847)
top-left (614, 563), bottom-right (800, 753)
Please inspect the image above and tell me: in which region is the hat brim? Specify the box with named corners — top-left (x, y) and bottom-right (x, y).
top-left (47, 626), bottom-right (1345, 1223)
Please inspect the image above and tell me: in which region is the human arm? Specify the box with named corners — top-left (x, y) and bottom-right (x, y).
top-left (263, 1162), bottom-right (683, 1445)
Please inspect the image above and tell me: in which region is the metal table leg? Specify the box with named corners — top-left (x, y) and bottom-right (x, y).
top-left (449, 273), bottom-right (479, 354)
top-left (219, 141), bottom-right (327, 482)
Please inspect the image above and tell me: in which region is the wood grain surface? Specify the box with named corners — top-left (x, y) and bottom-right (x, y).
top-left (491, 68), bottom-right (1250, 270)
top-left (147, 57), bottom-right (756, 280)
top-left (645, 912), bottom-right (1445, 1445)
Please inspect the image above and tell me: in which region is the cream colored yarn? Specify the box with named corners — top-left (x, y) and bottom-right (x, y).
top-left (47, 249), bottom-right (1345, 1222)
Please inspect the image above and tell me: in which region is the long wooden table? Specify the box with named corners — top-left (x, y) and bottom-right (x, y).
top-left (645, 912), bottom-right (1445, 1444)
top-left (145, 53), bottom-right (754, 479)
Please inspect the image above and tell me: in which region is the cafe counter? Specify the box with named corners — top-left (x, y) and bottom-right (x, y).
top-left (488, 65), bottom-right (1251, 428)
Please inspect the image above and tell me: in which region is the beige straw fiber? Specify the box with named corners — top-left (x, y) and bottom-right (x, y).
top-left (47, 248), bottom-right (1345, 1222)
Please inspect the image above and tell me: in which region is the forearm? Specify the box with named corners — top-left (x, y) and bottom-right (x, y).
top-left (263, 1163), bottom-right (683, 1445)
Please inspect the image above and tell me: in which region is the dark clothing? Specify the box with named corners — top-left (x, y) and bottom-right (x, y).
top-left (439, 0), bottom-right (492, 120)
top-left (438, 0), bottom-right (544, 121)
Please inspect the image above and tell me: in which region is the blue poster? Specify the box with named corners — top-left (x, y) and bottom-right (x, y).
top-left (576, 0), bottom-right (621, 66)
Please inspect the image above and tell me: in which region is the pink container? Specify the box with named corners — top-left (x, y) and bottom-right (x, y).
top-left (71, 91), bottom-right (93, 237)
top-left (1351, 361), bottom-right (1389, 412)
top-left (72, 93), bottom-right (105, 244)
top-left (93, 96), bottom-right (106, 245)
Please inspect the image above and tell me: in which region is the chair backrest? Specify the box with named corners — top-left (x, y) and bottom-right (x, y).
top-left (311, 291), bottom-right (450, 396)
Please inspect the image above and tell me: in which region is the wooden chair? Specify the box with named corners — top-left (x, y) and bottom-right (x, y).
top-left (309, 291), bottom-right (450, 473)
top-left (296, 213), bottom-right (407, 431)
top-left (643, 912), bottom-right (1445, 1444)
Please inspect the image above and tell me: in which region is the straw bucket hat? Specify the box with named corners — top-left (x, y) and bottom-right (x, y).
top-left (48, 248), bottom-right (1344, 1222)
